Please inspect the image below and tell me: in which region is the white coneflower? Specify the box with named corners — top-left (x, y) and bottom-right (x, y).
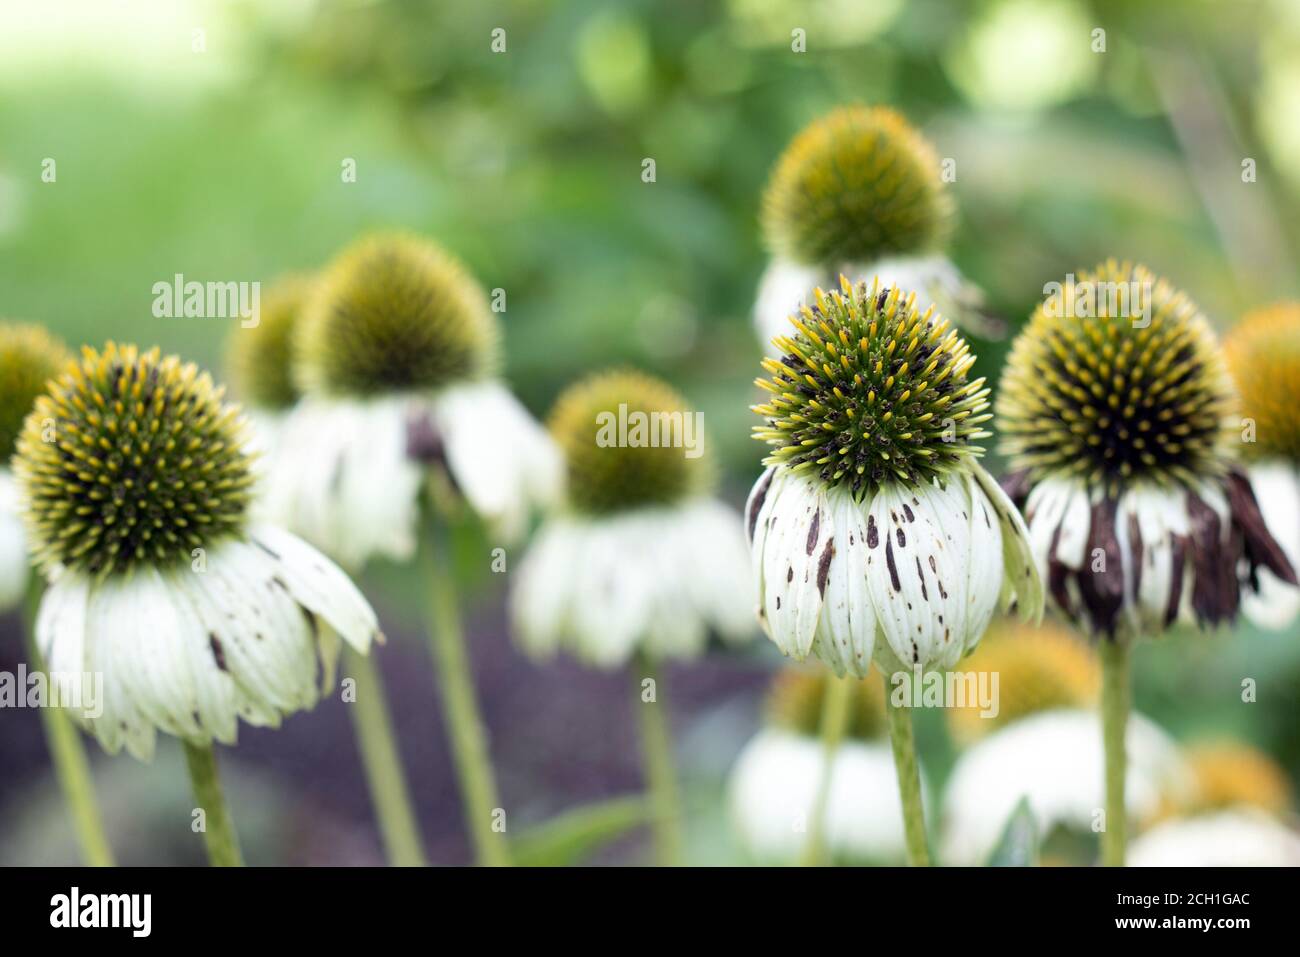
top-left (940, 709), bottom-right (1191, 866)
top-left (1224, 303), bottom-right (1300, 630)
top-left (284, 231), bottom-right (560, 867)
top-left (754, 106), bottom-right (998, 347)
top-left (511, 369), bottom-right (754, 865)
top-left (0, 322), bottom-right (114, 866)
top-left (728, 668), bottom-right (914, 865)
top-left (747, 277), bottom-right (1043, 865)
top-left (996, 261), bottom-right (1297, 864)
top-left (226, 274), bottom-right (426, 867)
top-left (278, 232), bottom-right (560, 567)
top-left (15, 343), bottom-right (381, 866)
top-left (1129, 741), bottom-right (1300, 867)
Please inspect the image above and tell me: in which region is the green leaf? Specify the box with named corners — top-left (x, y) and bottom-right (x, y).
top-left (984, 797), bottom-right (1040, 867)
top-left (511, 796), bottom-right (652, 867)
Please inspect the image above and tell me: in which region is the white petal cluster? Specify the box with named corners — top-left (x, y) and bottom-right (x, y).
top-left (259, 381), bottom-right (562, 569)
top-left (1020, 472), bottom-right (1286, 639)
top-left (746, 463), bottom-right (1041, 677)
top-left (940, 708), bottom-right (1192, 865)
top-left (1128, 809), bottom-right (1300, 867)
top-left (0, 470), bottom-right (29, 611)
top-left (753, 255), bottom-right (989, 349)
top-left (1241, 461), bottom-right (1300, 630)
top-left (728, 728), bottom-right (912, 864)
top-left (511, 498), bottom-right (754, 668)
top-left (38, 525), bottom-right (381, 761)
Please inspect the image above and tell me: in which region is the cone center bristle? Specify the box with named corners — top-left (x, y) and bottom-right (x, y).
top-left (753, 278), bottom-right (991, 498)
top-left (15, 344), bottom-right (255, 576)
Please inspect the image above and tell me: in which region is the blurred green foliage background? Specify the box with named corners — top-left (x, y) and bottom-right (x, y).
top-left (2, 0), bottom-right (1299, 864)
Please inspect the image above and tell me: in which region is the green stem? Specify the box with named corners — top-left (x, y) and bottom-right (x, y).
top-left (419, 515), bottom-right (510, 867)
top-left (633, 654), bottom-right (684, 866)
top-left (1099, 639), bottom-right (1131, 868)
top-left (882, 668), bottom-right (931, 866)
top-left (182, 740), bottom-right (244, 867)
top-left (344, 645), bottom-right (427, 866)
top-left (21, 584), bottom-right (113, 866)
top-left (800, 674), bottom-right (852, 867)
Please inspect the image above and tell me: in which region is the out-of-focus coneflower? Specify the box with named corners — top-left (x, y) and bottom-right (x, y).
top-left (15, 343), bottom-right (381, 866)
top-left (1129, 740), bottom-right (1300, 867)
top-left (996, 260), bottom-right (1297, 865)
top-left (285, 232), bottom-right (560, 867)
top-left (0, 322), bottom-right (112, 866)
top-left (748, 277), bottom-right (1043, 865)
top-left (754, 105), bottom-right (997, 347)
top-left (512, 369), bottom-right (753, 865)
top-left (1224, 303), bottom-right (1300, 629)
top-left (227, 274), bottom-right (426, 867)
top-left (728, 667), bottom-right (916, 865)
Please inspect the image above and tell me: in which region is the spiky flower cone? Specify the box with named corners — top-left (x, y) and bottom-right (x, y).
top-left (753, 105), bottom-right (995, 344)
top-left (747, 276), bottom-right (1042, 867)
top-left (762, 106), bottom-right (951, 267)
top-left (1224, 303), bottom-right (1300, 629)
top-left (996, 260), bottom-right (1298, 867)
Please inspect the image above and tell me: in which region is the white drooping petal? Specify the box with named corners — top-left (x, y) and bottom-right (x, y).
top-left (728, 728), bottom-right (914, 864)
top-left (0, 470), bottom-right (29, 612)
top-left (940, 708), bottom-right (1192, 865)
top-left (261, 395), bottom-right (424, 569)
top-left (1241, 461), bottom-right (1300, 630)
top-left (510, 498), bottom-right (755, 668)
top-left (1128, 810), bottom-right (1300, 867)
top-left (863, 481), bottom-right (970, 671)
top-left (247, 525), bottom-right (381, 653)
top-left (510, 520), bottom-right (582, 660)
top-left (812, 486), bottom-right (877, 676)
top-left (759, 474), bottom-right (823, 658)
top-left (969, 462), bottom-right (1043, 623)
top-left (746, 467), bottom-right (785, 631)
top-left (434, 380), bottom-right (563, 543)
top-left (752, 258), bottom-right (829, 348)
top-left (36, 528), bottom-right (381, 760)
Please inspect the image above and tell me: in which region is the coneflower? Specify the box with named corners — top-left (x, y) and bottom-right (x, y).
top-left (511, 370), bottom-right (753, 864)
top-left (941, 706), bottom-right (1190, 866)
top-left (755, 106), bottom-right (997, 347)
top-left (0, 322), bottom-right (112, 866)
top-left (15, 343), bottom-right (381, 866)
top-left (287, 232), bottom-right (561, 866)
top-left (728, 667), bottom-right (914, 865)
top-left (747, 276), bottom-right (1043, 865)
top-left (939, 619), bottom-right (1186, 865)
top-left (1129, 741), bottom-right (1300, 867)
top-left (1224, 303), bottom-right (1300, 629)
top-left (226, 274), bottom-right (426, 867)
top-left (995, 261), bottom-right (1297, 865)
